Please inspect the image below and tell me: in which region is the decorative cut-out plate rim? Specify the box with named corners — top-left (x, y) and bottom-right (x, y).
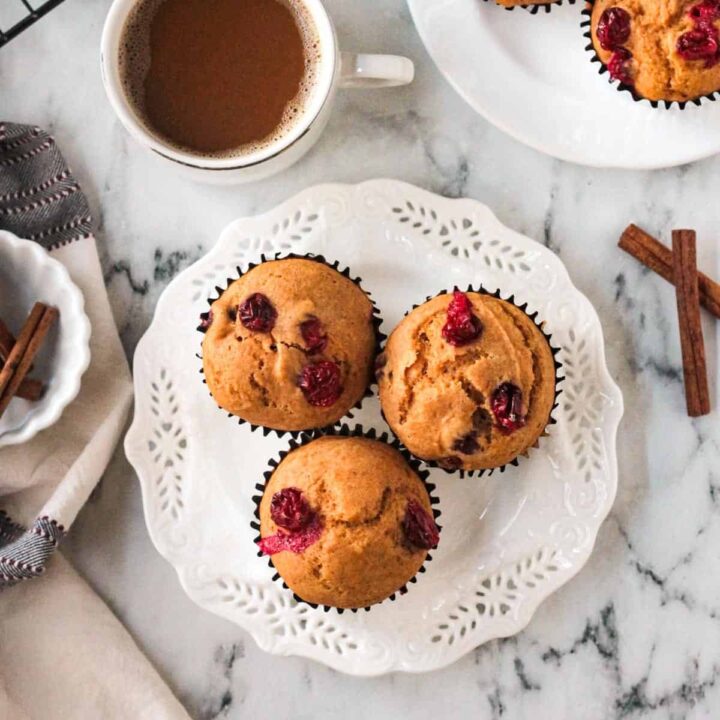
top-left (125, 179), bottom-right (624, 676)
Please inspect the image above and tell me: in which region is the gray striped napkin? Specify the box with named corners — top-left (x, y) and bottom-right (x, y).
top-left (0, 123), bottom-right (93, 249)
top-left (0, 122), bottom-right (93, 587)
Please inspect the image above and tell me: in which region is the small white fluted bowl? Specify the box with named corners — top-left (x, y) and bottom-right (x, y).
top-left (0, 231), bottom-right (91, 447)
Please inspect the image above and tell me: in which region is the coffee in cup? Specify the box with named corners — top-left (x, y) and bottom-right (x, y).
top-left (118, 0), bottom-right (322, 158)
top-left (102, 0), bottom-right (414, 183)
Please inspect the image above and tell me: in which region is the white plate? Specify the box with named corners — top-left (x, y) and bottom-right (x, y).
top-left (407, 0), bottom-right (720, 169)
top-left (0, 231), bottom-right (91, 447)
top-left (124, 180), bottom-right (623, 675)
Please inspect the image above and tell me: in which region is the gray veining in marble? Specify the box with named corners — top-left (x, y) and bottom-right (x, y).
top-left (2, 0), bottom-right (720, 717)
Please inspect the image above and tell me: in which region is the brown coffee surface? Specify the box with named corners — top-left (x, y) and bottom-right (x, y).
top-left (120, 0), bottom-right (315, 155)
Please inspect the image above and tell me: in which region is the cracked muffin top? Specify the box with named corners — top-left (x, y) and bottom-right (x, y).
top-left (377, 291), bottom-right (557, 472)
top-left (201, 258), bottom-right (377, 432)
top-left (257, 436), bottom-right (439, 609)
top-left (590, 0), bottom-right (720, 103)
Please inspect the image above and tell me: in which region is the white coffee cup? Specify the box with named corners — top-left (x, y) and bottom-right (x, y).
top-left (101, 0), bottom-right (414, 184)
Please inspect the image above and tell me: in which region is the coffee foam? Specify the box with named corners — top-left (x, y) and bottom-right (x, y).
top-left (118, 0), bottom-right (323, 160)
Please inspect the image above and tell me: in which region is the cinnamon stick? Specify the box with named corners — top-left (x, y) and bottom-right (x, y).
top-left (0, 318), bottom-right (14, 359)
top-left (672, 230), bottom-right (710, 417)
top-left (0, 304), bottom-right (45, 400)
top-left (15, 377), bottom-right (44, 402)
top-left (619, 224), bottom-right (720, 319)
top-left (0, 317), bottom-right (43, 401)
top-left (0, 304), bottom-right (58, 418)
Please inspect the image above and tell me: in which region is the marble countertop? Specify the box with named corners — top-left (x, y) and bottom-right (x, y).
top-left (3, 0), bottom-right (720, 717)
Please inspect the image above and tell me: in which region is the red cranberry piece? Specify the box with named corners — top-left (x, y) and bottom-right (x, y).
top-left (689, 0), bottom-right (720, 23)
top-left (297, 360), bottom-right (343, 407)
top-left (403, 500), bottom-right (439, 550)
top-left (259, 488), bottom-right (322, 556)
top-left (608, 48), bottom-right (634, 84)
top-left (597, 7), bottom-right (632, 51)
top-left (677, 28), bottom-right (719, 63)
top-left (198, 309), bottom-right (213, 332)
top-left (441, 291), bottom-right (483, 347)
top-left (270, 487), bottom-right (314, 531)
top-left (238, 293), bottom-right (277, 333)
top-left (299, 316), bottom-right (328, 354)
top-left (491, 382), bottom-right (526, 434)
top-left (258, 515), bottom-right (323, 556)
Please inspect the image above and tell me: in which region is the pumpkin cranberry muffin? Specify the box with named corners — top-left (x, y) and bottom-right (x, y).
top-left (201, 258), bottom-right (378, 432)
top-left (257, 435), bottom-right (439, 609)
top-left (589, 0), bottom-right (720, 103)
top-left (378, 290), bottom-right (557, 472)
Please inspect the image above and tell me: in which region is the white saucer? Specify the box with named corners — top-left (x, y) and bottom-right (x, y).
top-left (407, 0), bottom-right (720, 169)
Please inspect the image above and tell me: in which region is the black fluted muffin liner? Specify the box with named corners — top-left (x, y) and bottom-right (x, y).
top-left (581, 1), bottom-right (719, 110)
top-left (250, 423), bottom-right (442, 614)
top-left (483, 0), bottom-right (576, 14)
top-left (378, 285), bottom-right (564, 479)
top-left (197, 253), bottom-right (385, 440)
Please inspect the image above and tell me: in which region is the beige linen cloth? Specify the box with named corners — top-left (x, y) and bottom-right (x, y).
top-left (0, 123), bottom-right (190, 719)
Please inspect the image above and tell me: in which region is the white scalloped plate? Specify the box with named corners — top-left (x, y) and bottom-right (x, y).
top-left (0, 231), bottom-right (91, 447)
top-left (125, 180), bottom-right (623, 675)
top-left (407, 0), bottom-right (720, 169)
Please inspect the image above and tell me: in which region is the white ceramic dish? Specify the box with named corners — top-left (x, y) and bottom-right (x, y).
top-left (407, 0), bottom-right (720, 169)
top-left (125, 180), bottom-right (623, 675)
top-left (0, 231), bottom-right (91, 447)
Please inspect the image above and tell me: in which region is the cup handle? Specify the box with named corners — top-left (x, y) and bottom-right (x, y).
top-left (339, 53), bottom-right (414, 88)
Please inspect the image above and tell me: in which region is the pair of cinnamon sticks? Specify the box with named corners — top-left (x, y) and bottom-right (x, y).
top-left (0, 303), bottom-right (58, 419)
top-left (619, 224), bottom-right (716, 417)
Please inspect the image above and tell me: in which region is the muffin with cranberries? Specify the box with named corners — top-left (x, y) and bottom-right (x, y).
top-left (377, 290), bottom-right (558, 472)
top-left (588, 0), bottom-right (720, 104)
top-left (201, 257), bottom-right (378, 433)
top-left (256, 434), bottom-right (439, 609)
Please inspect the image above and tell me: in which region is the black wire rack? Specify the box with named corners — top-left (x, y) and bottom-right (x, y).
top-left (0, 0), bottom-right (67, 49)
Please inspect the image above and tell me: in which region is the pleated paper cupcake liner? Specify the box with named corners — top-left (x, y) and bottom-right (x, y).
top-left (379, 285), bottom-right (564, 479)
top-left (483, 0), bottom-right (576, 14)
top-left (197, 252), bottom-right (385, 440)
top-left (581, 1), bottom-right (719, 110)
top-left (250, 423), bottom-right (442, 614)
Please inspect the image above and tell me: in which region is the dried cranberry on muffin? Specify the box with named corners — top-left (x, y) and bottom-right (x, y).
top-left (378, 290), bottom-right (557, 472)
top-left (201, 258), bottom-right (378, 432)
top-left (589, 0), bottom-right (720, 103)
top-left (257, 435), bottom-right (439, 609)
